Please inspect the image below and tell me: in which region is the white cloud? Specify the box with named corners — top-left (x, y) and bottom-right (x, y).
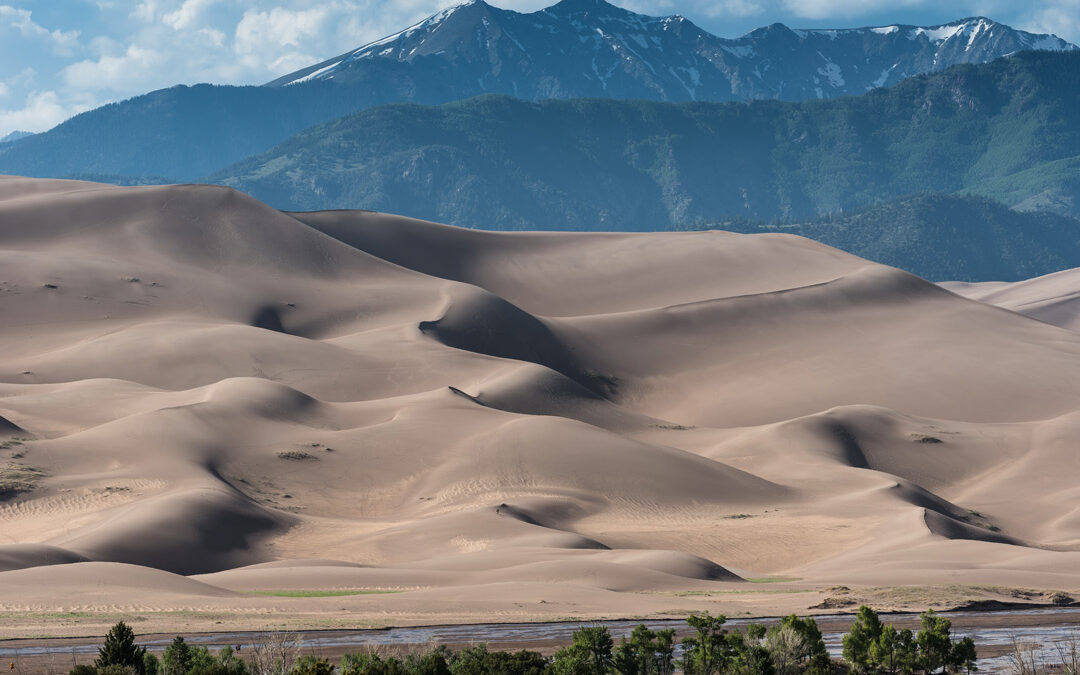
top-left (781, 0), bottom-right (929, 20)
top-left (0, 90), bottom-right (90, 133)
top-left (199, 26), bottom-right (226, 46)
top-left (0, 82), bottom-right (8, 98)
top-left (0, 5), bottom-right (80, 54)
top-left (132, 1), bottom-right (159, 22)
top-left (621, 0), bottom-right (765, 18)
top-left (1021, 0), bottom-right (1080, 44)
top-left (232, 5), bottom-right (336, 76)
top-left (63, 44), bottom-right (166, 91)
top-left (725, 0), bottom-right (766, 17)
top-left (163, 0), bottom-right (222, 30)
top-left (234, 6), bottom-right (332, 52)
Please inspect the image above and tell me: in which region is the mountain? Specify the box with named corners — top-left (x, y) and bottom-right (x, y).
top-left (0, 131), bottom-right (32, 144)
top-left (270, 1), bottom-right (1074, 102)
top-left (717, 194), bottom-right (1080, 282)
top-left (209, 51), bottom-right (1080, 232)
top-left (963, 154), bottom-right (1080, 217)
top-left (0, 83), bottom-right (405, 181)
top-left (0, 3), bottom-right (1072, 183)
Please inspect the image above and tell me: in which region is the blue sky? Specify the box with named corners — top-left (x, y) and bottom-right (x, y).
top-left (0, 0), bottom-right (1077, 136)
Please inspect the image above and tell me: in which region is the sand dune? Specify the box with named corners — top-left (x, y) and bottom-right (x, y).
top-left (0, 544), bottom-right (88, 572)
top-left (2, 176), bottom-right (1080, 635)
top-left (943, 267), bottom-right (1080, 332)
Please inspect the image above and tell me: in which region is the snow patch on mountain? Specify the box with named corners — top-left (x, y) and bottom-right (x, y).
top-left (266, 2), bottom-right (1078, 105)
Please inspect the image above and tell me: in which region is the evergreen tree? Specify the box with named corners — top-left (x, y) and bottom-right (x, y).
top-left (611, 624), bottom-right (675, 675)
top-left (896, 629), bottom-right (917, 675)
top-left (950, 636), bottom-right (978, 675)
top-left (549, 626), bottom-right (614, 675)
top-left (162, 637), bottom-right (194, 675)
top-left (870, 624), bottom-right (899, 674)
top-left (95, 622), bottom-right (148, 675)
top-left (681, 612), bottom-right (732, 675)
top-left (916, 612), bottom-right (953, 675)
top-left (214, 646), bottom-right (248, 675)
top-left (728, 625), bottom-right (774, 675)
top-left (842, 606), bottom-right (883, 673)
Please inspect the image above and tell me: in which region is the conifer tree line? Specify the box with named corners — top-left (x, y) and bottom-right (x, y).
top-left (61, 607), bottom-right (976, 675)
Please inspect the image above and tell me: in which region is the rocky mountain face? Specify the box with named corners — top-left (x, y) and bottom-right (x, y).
top-left (270, 0), bottom-right (1075, 101)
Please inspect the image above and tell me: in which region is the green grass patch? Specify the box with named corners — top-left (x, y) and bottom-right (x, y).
top-left (243, 589), bottom-right (402, 598)
top-left (745, 577), bottom-right (799, 584)
top-left (669, 588), bottom-right (814, 597)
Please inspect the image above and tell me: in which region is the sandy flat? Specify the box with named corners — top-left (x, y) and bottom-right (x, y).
top-left (1, 176), bottom-right (1079, 638)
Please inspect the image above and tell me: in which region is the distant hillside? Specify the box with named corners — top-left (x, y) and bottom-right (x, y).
top-left (715, 194), bottom-right (1080, 282)
top-left (209, 51), bottom-right (1080, 230)
top-left (0, 131), bottom-right (32, 144)
top-left (0, 3), bottom-right (1071, 183)
top-left (0, 83), bottom-right (397, 181)
top-left (963, 154), bottom-right (1080, 216)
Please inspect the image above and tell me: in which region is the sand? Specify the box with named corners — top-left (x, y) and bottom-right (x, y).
top-left (1, 176), bottom-right (1079, 640)
top-left (943, 268), bottom-right (1080, 332)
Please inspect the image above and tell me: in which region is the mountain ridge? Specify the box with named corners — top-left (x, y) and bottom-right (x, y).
top-left (268, 2), bottom-right (1075, 102)
top-left (0, 7), bottom-right (1072, 183)
top-left (209, 51), bottom-right (1080, 232)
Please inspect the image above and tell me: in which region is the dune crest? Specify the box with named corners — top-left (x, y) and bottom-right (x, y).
top-left (3, 177), bottom-right (1080, 629)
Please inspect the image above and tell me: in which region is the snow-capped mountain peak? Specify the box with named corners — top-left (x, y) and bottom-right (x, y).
top-left (267, 2), bottom-right (1076, 103)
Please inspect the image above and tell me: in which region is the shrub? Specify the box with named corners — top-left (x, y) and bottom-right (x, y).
top-left (340, 652), bottom-right (408, 675)
top-left (727, 625), bottom-right (774, 675)
top-left (248, 631), bottom-right (302, 675)
top-left (291, 657), bottom-right (334, 675)
top-left (549, 626), bottom-right (615, 675)
top-left (447, 645), bottom-right (547, 675)
top-left (768, 614), bottom-right (829, 675)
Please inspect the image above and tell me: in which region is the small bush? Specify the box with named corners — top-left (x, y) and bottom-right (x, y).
top-left (291, 657), bottom-right (334, 675)
top-left (277, 451), bottom-right (317, 461)
top-left (1051, 592), bottom-right (1075, 606)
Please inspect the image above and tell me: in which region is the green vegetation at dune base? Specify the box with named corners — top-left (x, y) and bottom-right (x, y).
top-left (242, 589), bottom-right (403, 598)
top-left (60, 607), bottom-right (981, 675)
top-left (745, 577), bottom-right (800, 584)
